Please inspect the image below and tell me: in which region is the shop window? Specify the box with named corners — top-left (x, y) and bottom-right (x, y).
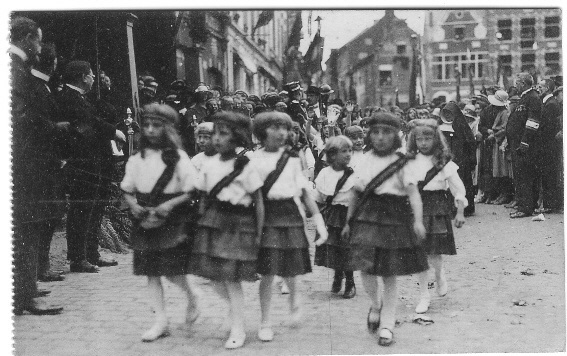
top-left (499, 55), bottom-right (512, 77)
top-left (545, 16), bottom-right (560, 38)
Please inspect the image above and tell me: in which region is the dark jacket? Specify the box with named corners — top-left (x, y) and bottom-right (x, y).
top-left (506, 88), bottom-right (542, 152)
top-left (539, 95), bottom-right (562, 151)
top-left (439, 101), bottom-right (477, 172)
top-left (57, 85), bottom-right (116, 175)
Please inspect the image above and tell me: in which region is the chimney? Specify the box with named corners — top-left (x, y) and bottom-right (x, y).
top-left (384, 10), bottom-right (395, 19)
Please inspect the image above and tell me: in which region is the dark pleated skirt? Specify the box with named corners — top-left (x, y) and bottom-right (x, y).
top-left (350, 194), bottom-right (429, 276)
top-left (256, 199), bottom-right (311, 277)
top-left (315, 205), bottom-right (354, 270)
top-left (190, 200), bottom-right (258, 282)
top-left (133, 240), bottom-right (192, 277)
top-left (422, 190), bottom-right (457, 256)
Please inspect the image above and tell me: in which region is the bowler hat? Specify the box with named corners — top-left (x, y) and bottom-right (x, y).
top-left (319, 84), bottom-right (334, 95)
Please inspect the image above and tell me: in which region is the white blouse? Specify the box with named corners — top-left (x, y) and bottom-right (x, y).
top-left (252, 147), bottom-right (309, 200)
top-left (314, 166), bottom-right (356, 206)
top-left (191, 151), bottom-right (216, 173)
top-left (195, 154), bottom-right (263, 207)
top-left (407, 153), bottom-right (468, 207)
top-left (353, 152), bottom-right (417, 196)
top-left (349, 150), bottom-right (366, 170)
top-left (121, 149), bottom-right (197, 194)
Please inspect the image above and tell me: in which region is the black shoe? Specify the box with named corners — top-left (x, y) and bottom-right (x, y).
top-left (36, 289), bottom-right (51, 298)
top-left (70, 260), bottom-right (99, 273)
top-left (331, 277), bottom-right (343, 294)
top-left (343, 282), bottom-right (356, 299)
top-left (14, 299), bottom-right (63, 316)
top-left (92, 258), bottom-right (118, 267)
top-left (38, 271), bottom-right (65, 282)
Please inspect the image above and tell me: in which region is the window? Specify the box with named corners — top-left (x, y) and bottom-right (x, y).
top-left (454, 27), bottom-right (465, 40)
top-left (499, 55), bottom-right (512, 77)
top-left (497, 19), bottom-right (512, 41)
top-left (521, 40), bottom-right (535, 49)
top-left (397, 45), bottom-right (406, 54)
top-left (431, 52), bottom-right (488, 81)
top-left (520, 18), bottom-right (536, 39)
top-left (379, 71), bottom-right (392, 86)
top-left (545, 52), bottom-right (561, 73)
top-left (521, 53), bottom-right (536, 72)
top-left (545, 16), bottom-right (560, 38)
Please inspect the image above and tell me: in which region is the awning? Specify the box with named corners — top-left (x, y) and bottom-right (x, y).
top-left (235, 49), bottom-right (257, 74)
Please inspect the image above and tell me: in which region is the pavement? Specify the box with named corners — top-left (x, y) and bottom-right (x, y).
top-left (11, 204), bottom-right (566, 355)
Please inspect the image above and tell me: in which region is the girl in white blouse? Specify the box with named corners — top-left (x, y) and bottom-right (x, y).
top-left (252, 112), bottom-right (328, 342)
top-left (344, 125), bottom-right (366, 170)
top-left (405, 118), bottom-right (467, 314)
top-left (121, 103), bottom-right (200, 342)
top-left (313, 136), bottom-right (358, 299)
top-left (190, 112), bottom-right (264, 349)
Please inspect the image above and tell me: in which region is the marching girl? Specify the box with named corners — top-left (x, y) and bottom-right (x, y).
top-left (344, 125), bottom-right (366, 170)
top-left (121, 103), bottom-right (200, 342)
top-left (405, 119), bottom-right (467, 314)
top-left (313, 136), bottom-right (358, 298)
top-left (342, 113), bottom-right (427, 346)
top-left (252, 112), bottom-right (328, 342)
top-left (190, 112), bottom-right (264, 349)
top-left (191, 122), bottom-right (216, 172)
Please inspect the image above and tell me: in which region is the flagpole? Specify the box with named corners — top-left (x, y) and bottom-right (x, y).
top-left (126, 13), bottom-right (140, 124)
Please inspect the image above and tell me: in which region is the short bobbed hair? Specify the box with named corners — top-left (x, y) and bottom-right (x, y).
top-left (211, 111), bottom-right (252, 148)
top-left (324, 136), bottom-right (353, 165)
top-left (252, 111), bottom-right (293, 142)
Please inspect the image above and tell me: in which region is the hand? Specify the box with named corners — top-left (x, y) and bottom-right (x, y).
top-left (154, 202), bottom-right (174, 218)
top-left (413, 221), bottom-right (426, 241)
top-left (454, 213), bottom-right (465, 228)
top-left (499, 144), bottom-right (506, 153)
top-left (115, 129), bottom-right (126, 142)
top-left (516, 143), bottom-right (529, 155)
top-left (56, 121), bottom-right (70, 130)
top-left (131, 204), bottom-right (148, 219)
top-left (341, 224), bottom-right (350, 240)
top-left (313, 213), bottom-right (328, 246)
top-left (345, 102), bottom-right (354, 113)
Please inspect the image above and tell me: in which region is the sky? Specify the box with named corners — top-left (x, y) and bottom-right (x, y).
top-left (299, 10), bottom-right (425, 70)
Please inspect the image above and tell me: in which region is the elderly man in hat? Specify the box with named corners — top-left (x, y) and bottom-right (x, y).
top-left (506, 73), bottom-right (542, 218)
top-left (534, 78), bottom-right (562, 213)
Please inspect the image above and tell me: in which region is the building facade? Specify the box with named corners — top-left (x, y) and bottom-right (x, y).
top-left (324, 10), bottom-right (418, 109)
top-left (423, 9), bottom-right (562, 103)
top-left (175, 10), bottom-right (293, 95)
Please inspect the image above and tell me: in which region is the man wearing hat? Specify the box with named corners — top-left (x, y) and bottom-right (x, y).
top-left (506, 73), bottom-right (542, 218)
top-left (535, 78), bottom-right (562, 213)
top-left (285, 81), bottom-right (307, 125)
top-left (180, 84), bottom-right (210, 156)
top-left (319, 84), bottom-right (334, 117)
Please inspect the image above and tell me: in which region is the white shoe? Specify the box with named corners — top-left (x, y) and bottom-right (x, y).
top-left (415, 297), bottom-right (431, 314)
top-left (437, 277), bottom-right (448, 297)
top-left (141, 322), bottom-right (170, 342)
top-left (224, 329), bottom-right (246, 349)
top-left (258, 325), bottom-right (274, 342)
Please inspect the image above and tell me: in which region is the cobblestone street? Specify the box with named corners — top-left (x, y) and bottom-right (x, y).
top-left (12, 204), bottom-right (565, 355)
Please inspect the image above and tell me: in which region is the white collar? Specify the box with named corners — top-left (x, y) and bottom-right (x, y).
top-left (31, 69), bottom-right (50, 82)
top-left (9, 45), bottom-right (28, 62)
top-left (543, 94), bottom-right (553, 103)
top-left (521, 88), bottom-right (533, 97)
top-left (66, 83), bottom-right (86, 95)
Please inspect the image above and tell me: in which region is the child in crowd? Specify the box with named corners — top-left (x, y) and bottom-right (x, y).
top-left (342, 113), bottom-right (427, 346)
top-left (344, 125), bottom-right (366, 170)
top-left (191, 122), bottom-right (216, 172)
top-left (121, 103), bottom-right (200, 342)
top-left (405, 119), bottom-right (467, 314)
top-left (314, 136), bottom-right (358, 298)
top-left (289, 121), bottom-right (316, 181)
top-left (252, 112), bottom-right (328, 342)
top-left (190, 112), bottom-right (264, 349)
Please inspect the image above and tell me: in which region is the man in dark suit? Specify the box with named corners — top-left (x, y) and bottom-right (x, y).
top-left (506, 73), bottom-right (542, 218)
top-left (11, 16), bottom-right (64, 315)
top-left (535, 78), bottom-right (562, 213)
top-left (28, 43), bottom-right (69, 283)
top-left (57, 60), bottom-right (125, 273)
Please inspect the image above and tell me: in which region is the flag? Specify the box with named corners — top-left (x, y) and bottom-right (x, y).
top-left (303, 28), bottom-right (324, 79)
top-left (286, 11), bottom-right (302, 51)
top-left (252, 10), bottom-right (274, 37)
